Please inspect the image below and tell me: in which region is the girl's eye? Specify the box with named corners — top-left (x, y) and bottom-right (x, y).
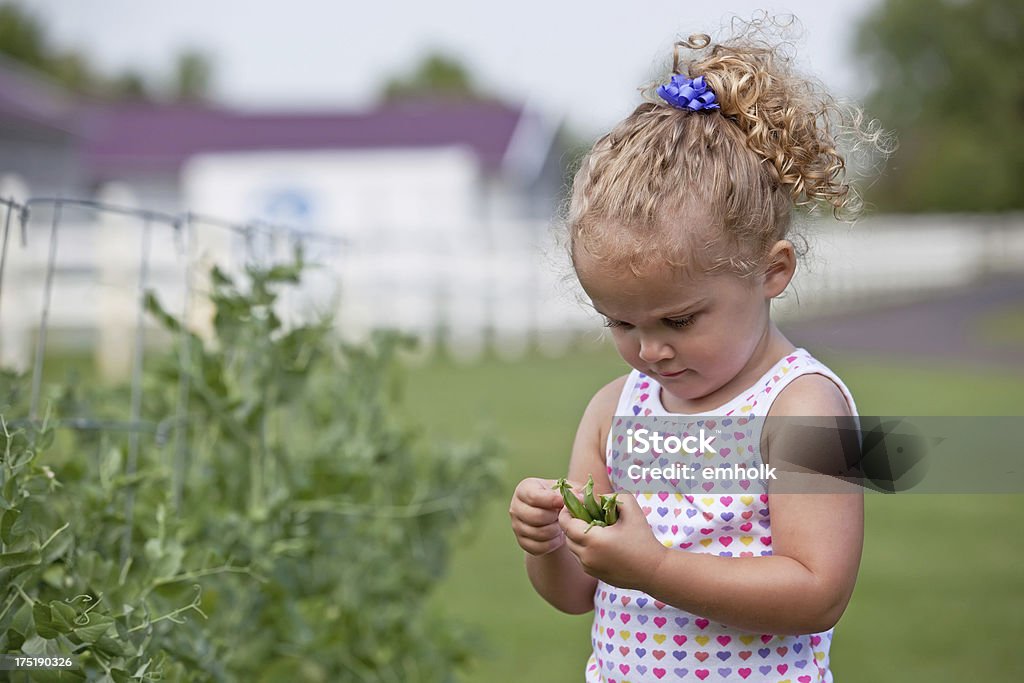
top-left (665, 315), bottom-right (696, 329)
top-left (602, 316), bottom-right (695, 329)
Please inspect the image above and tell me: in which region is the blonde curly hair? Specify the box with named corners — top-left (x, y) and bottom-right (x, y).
top-left (564, 18), bottom-right (891, 279)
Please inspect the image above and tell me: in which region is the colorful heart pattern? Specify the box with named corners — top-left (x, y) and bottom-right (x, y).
top-left (585, 349), bottom-right (855, 682)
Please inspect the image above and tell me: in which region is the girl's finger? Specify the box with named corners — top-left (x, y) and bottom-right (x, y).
top-left (616, 492), bottom-right (642, 518)
top-left (526, 479), bottom-right (568, 509)
top-left (514, 521), bottom-right (563, 543)
top-left (511, 504), bottom-right (560, 527)
top-left (557, 505), bottom-right (574, 530)
top-left (520, 534), bottom-right (565, 557)
top-left (558, 506), bottom-right (589, 543)
top-left (562, 531), bottom-right (585, 560)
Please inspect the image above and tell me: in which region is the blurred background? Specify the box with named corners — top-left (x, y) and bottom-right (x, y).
top-left (0, 0), bottom-right (1021, 681)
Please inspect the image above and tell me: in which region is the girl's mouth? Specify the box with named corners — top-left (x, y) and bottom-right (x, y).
top-left (657, 369), bottom-right (687, 377)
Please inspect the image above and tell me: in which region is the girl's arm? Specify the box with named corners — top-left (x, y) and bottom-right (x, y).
top-left (524, 375), bottom-right (626, 614)
top-left (561, 374), bottom-right (865, 635)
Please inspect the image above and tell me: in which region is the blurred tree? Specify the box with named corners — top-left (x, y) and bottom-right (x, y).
top-left (380, 51), bottom-right (489, 102)
top-left (173, 49), bottom-right (213, 102)
top-left (0, 1), bottom-right (44, 65)
top-left (0, 1), bottom-right (209, 102)
top-left (108, 70), bottom-right (151, 101)
top-left (0, 1), bottom-right (93, 91)
top-left (855, 0), bottom-right (1024, 212)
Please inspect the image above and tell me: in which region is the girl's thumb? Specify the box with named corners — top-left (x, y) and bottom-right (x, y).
top-left (545, 479), bottom-right (568, 508)
top-left (618, 492), bottom-right (643, 516)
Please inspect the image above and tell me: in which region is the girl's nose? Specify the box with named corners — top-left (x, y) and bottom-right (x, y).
top-left (637, 336), bottom-right (674, 364)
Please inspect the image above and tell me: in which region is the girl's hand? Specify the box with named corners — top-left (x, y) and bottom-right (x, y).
top-left (510, 477), bottom-right (569, 557)
top-left (559, 492), bottom-right (667, 591)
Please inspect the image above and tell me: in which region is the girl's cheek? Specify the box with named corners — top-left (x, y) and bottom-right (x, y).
top-left (613, 337), bottom-right (638, 359)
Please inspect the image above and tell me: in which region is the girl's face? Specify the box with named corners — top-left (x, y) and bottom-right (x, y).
top-left (575, 246), bottom-right (788, 407)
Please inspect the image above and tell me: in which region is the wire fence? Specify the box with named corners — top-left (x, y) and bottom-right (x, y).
top-left (1, 195), bottom-right (343, 421)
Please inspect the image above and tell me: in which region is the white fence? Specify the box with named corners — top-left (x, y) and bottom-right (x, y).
top-left (1, 203), bottom-right (1022, 377)
top-left (777, 213), bottom-right (1024, 317)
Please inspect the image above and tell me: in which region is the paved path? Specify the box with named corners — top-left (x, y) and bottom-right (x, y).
top-left (779, 275), bottom-right (1024, 370)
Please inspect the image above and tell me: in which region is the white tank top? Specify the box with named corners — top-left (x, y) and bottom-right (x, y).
top-left (585, 347), bottom-right (858, 683)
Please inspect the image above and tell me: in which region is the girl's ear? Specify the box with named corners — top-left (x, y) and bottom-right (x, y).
top-left (762, 240), bottom-right (796, 298)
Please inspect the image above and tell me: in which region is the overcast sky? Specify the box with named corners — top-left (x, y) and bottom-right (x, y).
top-left (27, 0), bottom-right (881, 138)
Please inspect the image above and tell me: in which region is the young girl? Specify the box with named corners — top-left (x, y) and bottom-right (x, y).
top-left (509, 21), bottom-right (887, 683)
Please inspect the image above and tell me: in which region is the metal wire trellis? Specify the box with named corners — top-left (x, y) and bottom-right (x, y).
top-left (0, 195), bottom-right (347, 567)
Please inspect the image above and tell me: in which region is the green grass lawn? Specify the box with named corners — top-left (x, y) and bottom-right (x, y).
top-left (974, 303), bottom-right (1024, 349)
top-left (398, 339), bottom-right (1024, 683)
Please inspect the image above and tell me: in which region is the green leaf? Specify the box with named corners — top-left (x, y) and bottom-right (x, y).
top-left (36, 428), bottom-right (55, 451)
top-left (210, 265), bottom-right (233, 287)
top-left (144, 290), bottom-right (183, 333)
top-left (0, 544), bottom-right (41, 570)
top-left (154, 541), bottom-right (184, 580)
top-left (33, 603), bottom-right (64, 639)
top-left (24, 666), bottom-right (87, 683)
top-left (2, 475), bottom-right (15, 503)
top-left (12, 498), bottom-right (59, 541)
top-left (93, 634), bottom-right (133, 658)
top-left (1, 507), bottom-right (19, 544)
top-left (40, 527), bottom-right (73, 565)
top-left (11, 600), bottom-right (33, 636)
top-left (49, 601), bottom-right (78, 632)
top-left (72, 613), bottom-right (115, 644)
top-left (41, 563), bottom-right (65, 588)
top-left (5, 627), bottom-right (25, 651)
top-left (99, 447), bottom-right (123, 491)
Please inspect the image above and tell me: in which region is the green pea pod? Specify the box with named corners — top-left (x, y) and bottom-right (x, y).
top-left (553, 478), bottom-right (593, 523)
top-left (601, 493), bottom-right (619, 525)
top-left (582, 475), bottom-right (603, 519)
top-left (584, 519), bottom-right (607, 534)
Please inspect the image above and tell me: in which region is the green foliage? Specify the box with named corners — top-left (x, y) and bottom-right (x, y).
top-left (855, 0), bottom-right (1024, 211)
top-left (0, 3), bottom-right (49, 72)
top-left (0, 249), bottom-right (503, 681)
top-left (0, 400), bottom-right (200, 682)
top-left (172, 50), bottom-right (213, 103)
top-left (380, 51), bottom-right (490, 103)
top-left (0, 1), bottom-right (212, 102)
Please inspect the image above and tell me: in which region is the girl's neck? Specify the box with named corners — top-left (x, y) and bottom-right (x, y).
top-left (659, 324), bottom-right (796, 414)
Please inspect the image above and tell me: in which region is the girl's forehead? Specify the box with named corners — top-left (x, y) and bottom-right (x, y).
top-left (578, 260), bottom-right (711, 310)
top-left (576, 247), bottom-right (702, 290)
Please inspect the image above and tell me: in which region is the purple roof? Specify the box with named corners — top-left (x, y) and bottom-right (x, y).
top-left (79, 99), bottom-right (527, 178)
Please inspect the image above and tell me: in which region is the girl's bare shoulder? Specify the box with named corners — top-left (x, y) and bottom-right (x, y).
top-left (587, 373), bottom-right (632, 457)
top-left (587, 373), bottom-right (631, 424)
top-left (768, 373), bottom-right (852, 418)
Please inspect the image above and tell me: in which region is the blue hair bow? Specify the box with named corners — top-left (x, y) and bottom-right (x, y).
top-left (657, 74), bottom-right (720, 111)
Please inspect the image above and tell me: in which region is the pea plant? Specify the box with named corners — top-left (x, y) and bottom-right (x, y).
top-left (0, 247), bottom-right (502, 682)
top-left (0, 384), bottom-right (217, 683)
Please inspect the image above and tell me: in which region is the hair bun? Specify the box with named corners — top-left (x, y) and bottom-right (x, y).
top-left (654, 18), bottom-right (888, 218)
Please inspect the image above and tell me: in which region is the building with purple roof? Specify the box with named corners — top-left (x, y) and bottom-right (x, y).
top-left (0, 57), bottom-right (582, 372)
